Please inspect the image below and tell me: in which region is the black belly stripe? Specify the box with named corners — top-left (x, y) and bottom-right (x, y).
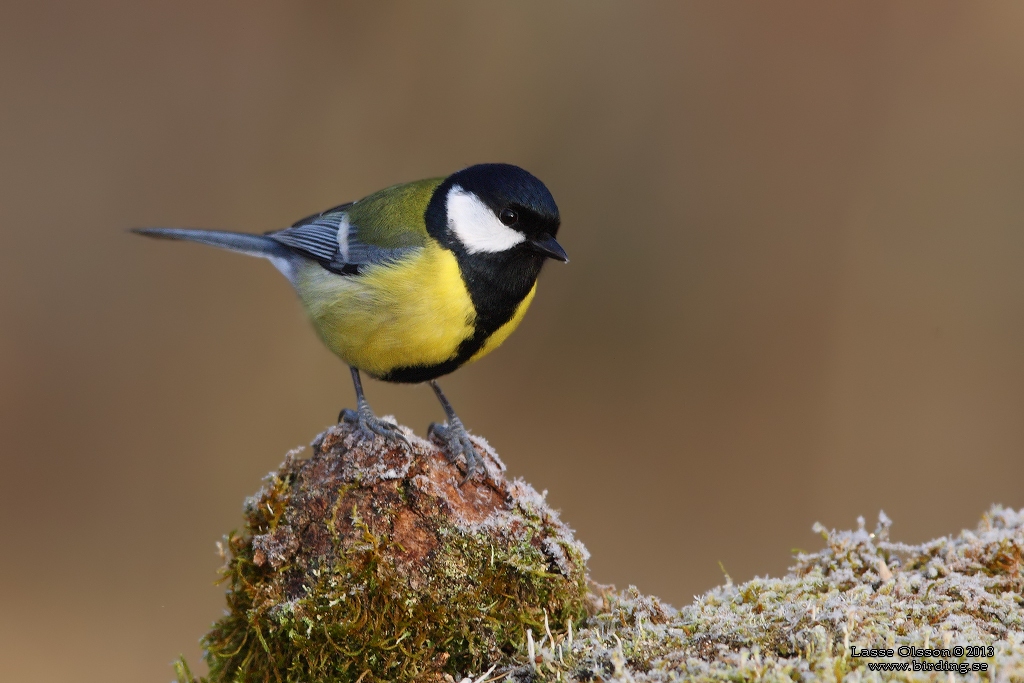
top-left (374, 245), bottom-right (544, 385)
top-left (379, 248), bottom-right (544, 384)
top-left (379, 310), bottom-right (508, 383)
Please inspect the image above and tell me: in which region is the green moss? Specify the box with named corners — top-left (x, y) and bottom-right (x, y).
top-left (179, 422), bottom-right (1024, 682)
top-left (178, 424), bottom-right (591, 683)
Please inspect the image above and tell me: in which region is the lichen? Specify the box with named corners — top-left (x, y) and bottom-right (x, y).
top-left (177, 422), bottom-right (591, 683)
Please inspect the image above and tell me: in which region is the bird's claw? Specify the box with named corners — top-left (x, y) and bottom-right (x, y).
top-left (339, 407), bottom-right (409, 446)
top-left (428, 420), bottom-right (482, 486)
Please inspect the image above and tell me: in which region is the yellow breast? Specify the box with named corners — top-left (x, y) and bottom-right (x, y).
top-left (295, 243), bottom-right (477, 378)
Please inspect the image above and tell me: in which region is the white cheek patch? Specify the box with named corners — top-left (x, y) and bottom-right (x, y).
top-left (446, 185), bottom-right (526, 254)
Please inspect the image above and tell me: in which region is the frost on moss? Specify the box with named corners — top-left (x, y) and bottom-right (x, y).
top-left (177, 422), bottom-right (591, 683)
top-left (177, 420), bottom-right (1024, 682)
top-left (515, 508), bottom-right (1024, 682)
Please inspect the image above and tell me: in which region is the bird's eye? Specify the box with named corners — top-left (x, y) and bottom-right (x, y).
top-left (499, 208), bottom-right (518, 226)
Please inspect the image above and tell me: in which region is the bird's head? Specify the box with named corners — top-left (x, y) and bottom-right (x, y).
top-left (426, 163), bottom-right (567, 264)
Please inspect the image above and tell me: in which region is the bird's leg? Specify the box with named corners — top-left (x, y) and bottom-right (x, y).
top-left (427, 380), bottom-right (481, 486)
top-left (339, 367), bottom-right (408, 445)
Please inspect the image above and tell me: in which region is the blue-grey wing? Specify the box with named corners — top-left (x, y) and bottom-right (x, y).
top-left (267, 206), bottom-right (416, 275)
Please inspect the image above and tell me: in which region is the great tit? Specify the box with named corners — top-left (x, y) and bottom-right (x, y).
top-left (134, 163), bottom-right (567, 484)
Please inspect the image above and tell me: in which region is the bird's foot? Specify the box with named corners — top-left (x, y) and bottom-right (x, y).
top-left (339, 405), bottom-right (409, 447)
top-left (428, 418), bottom-right (482, 486)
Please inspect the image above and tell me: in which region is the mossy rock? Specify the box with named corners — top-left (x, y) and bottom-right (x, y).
top-left (180, 422), bottom-right (591, 683)
top-left (174, 421), bottom-right (1024, 682)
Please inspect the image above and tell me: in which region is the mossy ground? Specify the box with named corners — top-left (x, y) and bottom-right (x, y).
top-left (503, 508), bottom-right (1024, 682)
top-left (178, 423), bottom-right (1024, 682)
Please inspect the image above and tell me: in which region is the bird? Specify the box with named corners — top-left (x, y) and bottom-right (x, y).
top-left (134, 163), bottom-right (567, 485)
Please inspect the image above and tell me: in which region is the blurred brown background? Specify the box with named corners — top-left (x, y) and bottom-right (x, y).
top-left (3, 1), bottom-right (1024, 680)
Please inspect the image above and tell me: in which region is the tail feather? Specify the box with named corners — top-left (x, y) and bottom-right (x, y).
top-left (132, 228), bottom-right (298, 281)
top-left (131, 228), bottom-right (286, 256)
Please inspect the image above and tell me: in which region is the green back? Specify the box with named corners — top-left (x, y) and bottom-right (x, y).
top-left (346, 177), bottom-right (444, 249)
